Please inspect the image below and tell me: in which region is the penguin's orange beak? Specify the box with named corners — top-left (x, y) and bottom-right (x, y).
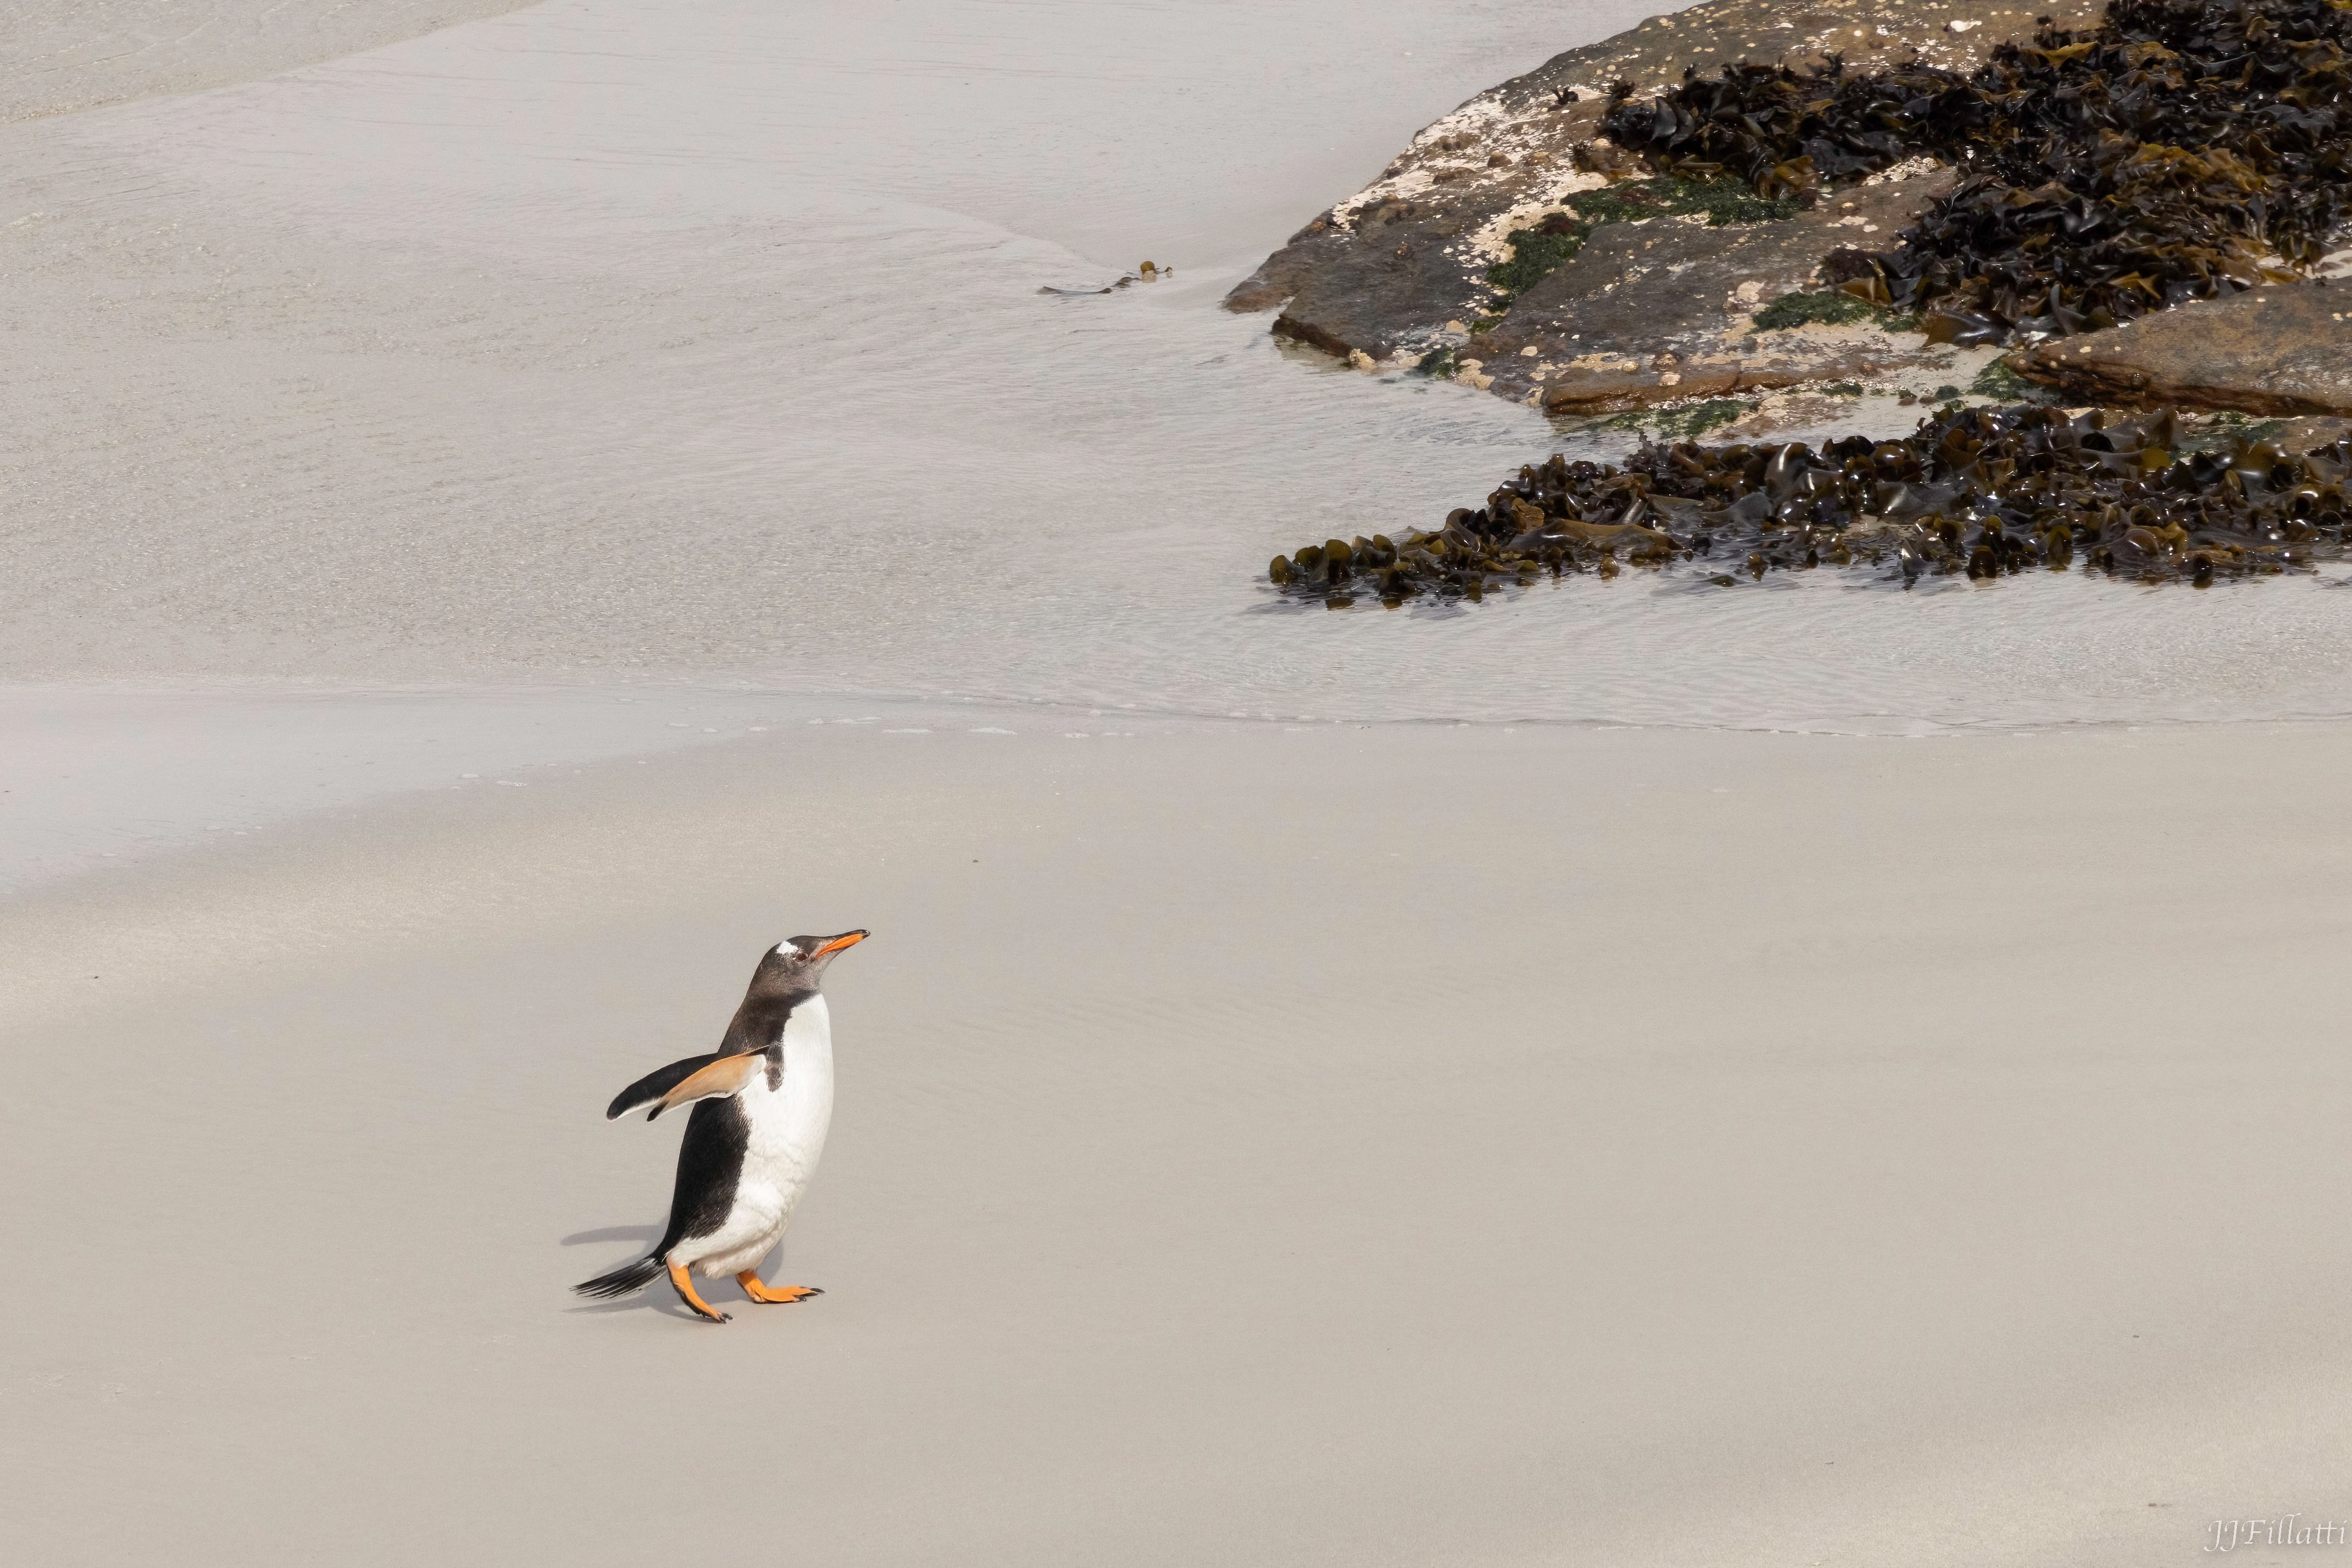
top-left (813, 930), bottom-right (868, 957)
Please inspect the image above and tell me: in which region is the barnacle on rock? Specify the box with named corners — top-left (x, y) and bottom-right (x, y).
top-left (1266, 404), bottom-right (2352, 605)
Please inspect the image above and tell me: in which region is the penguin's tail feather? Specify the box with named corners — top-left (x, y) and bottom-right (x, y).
top-left (574, 1253), bottom-right (665, 1299)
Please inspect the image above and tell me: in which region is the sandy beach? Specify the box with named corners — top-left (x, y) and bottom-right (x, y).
top-left (5, 2), bottom-right (2350, 1564)
top-left (8, 713), bottom-right (2351, 1565)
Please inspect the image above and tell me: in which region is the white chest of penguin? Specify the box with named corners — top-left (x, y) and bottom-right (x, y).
top-left (684, 999), bottom-right (835, 1276)
top-left (742, 996), bottom-right (835, 1205)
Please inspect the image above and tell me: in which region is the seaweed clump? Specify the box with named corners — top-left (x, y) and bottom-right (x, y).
top-left (1266, 405), bottom-right (2352, 605)
top-left (1602, 0), bottom-right (2352, 345)
top-left (1485, 176), bottom-right (1800, 306)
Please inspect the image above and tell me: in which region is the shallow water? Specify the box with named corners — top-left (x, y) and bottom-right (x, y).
top-left (3, 0), bottom-right (2349, 735)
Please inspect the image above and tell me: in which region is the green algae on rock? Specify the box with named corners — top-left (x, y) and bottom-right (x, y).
top-left (1265, 404), bottom-right (2352, 606)
top-left (1485, 176), bottom-right (1799, 307)
top-left (1465, 170), bottom-right (1962, 414)
top-left (1751, 290), bottom-right (1916, 333)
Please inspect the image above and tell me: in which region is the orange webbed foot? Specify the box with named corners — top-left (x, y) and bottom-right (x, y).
top-left (736, 1271), bottom-right (822, 1305)
top-left (667, 1260), bottom-right (732, 1322)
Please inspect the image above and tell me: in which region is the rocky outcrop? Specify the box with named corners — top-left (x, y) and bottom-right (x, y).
top-left (1225, 1), bottom-right (2100, 405)
top-left (2009, 283), bottom-right (2352, 416)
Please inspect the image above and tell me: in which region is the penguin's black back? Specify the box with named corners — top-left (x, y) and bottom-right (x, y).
top-left (653, 1096), bottom-right (751, 1258)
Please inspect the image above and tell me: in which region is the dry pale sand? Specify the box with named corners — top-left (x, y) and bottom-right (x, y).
top-left (3, 717), bottom-right (2347, 1566)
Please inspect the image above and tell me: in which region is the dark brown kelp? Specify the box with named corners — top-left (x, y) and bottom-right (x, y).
top-left (1266, 406), bottom-right (2352, 605)
top-left (1602, 0), bottom-right (2352, 345)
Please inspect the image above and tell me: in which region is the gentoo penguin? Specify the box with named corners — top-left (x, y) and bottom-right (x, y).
top-left (574, 930), bottom-right (867, 1322)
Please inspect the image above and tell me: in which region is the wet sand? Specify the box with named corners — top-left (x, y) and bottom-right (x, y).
top-left (5, 716), bottom-right (2350, 1566)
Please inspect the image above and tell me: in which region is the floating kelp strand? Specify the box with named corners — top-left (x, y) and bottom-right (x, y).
top-left (1264, 404), bottom-right (2352, 604)
top-left (1600, 0), bottom-right (2352, 345)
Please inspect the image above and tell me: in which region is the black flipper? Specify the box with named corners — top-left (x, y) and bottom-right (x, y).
top-left (606, 1053), bottom-right (721, 1120)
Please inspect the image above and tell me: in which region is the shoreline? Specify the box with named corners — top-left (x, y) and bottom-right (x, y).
top-left (20, 669), bottom-right (2352, 899)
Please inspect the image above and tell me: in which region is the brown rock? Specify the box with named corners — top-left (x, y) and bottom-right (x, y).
top-left (2008, 283), bottom-right (2352, 417)
top-left (1223, 213), bottom-right (1352, 314)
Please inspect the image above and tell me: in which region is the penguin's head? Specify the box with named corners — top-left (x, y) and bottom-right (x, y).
top-left (759, 929), bottom-right (868, 991)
